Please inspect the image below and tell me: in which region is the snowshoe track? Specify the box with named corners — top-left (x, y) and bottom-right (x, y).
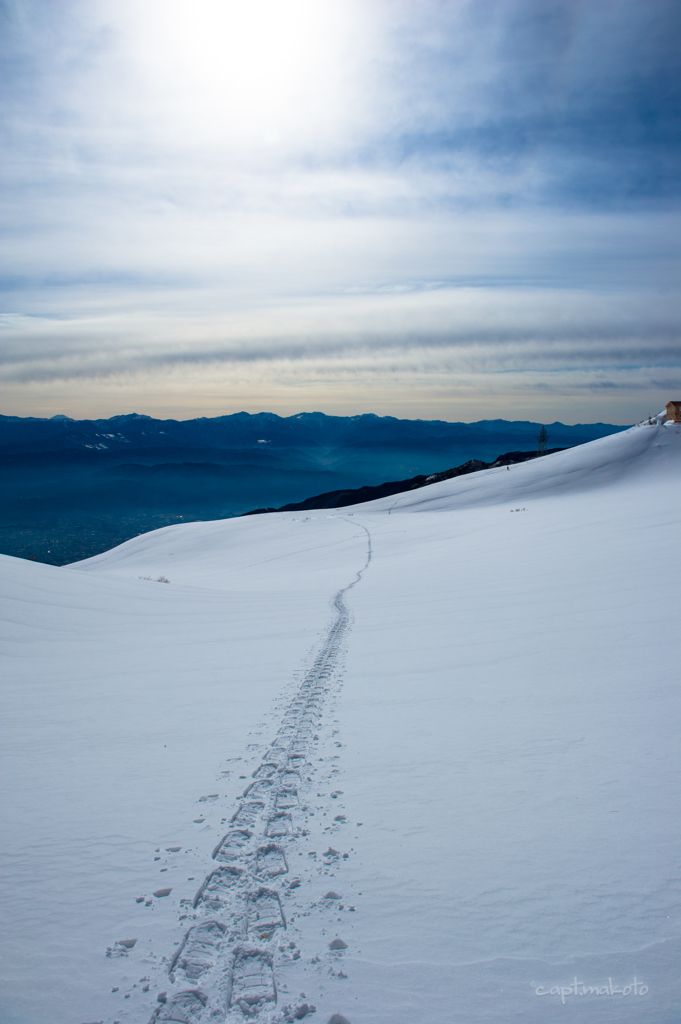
top-left (169, 921), bottom-right (226, 980)
top-left (151, 989), bottom-right (208, 1023)
top-left (254, 844), bottom-right (288, 879)
top-left (147, 521), bottom-right (371, 1022)
top-left (228, 948), bottom-right (277, 1014)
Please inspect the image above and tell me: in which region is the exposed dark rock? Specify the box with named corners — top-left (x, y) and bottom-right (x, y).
top-left (242, 449), bottom-right (566, 516)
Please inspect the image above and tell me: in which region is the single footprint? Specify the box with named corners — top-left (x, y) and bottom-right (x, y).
top-left (228, 947), bottom-right (277, 1010)
top-left (169, 921), bottom-right (226, 981)
top-left (255, 843), bottom-right (289, 878)
top-left (150, 989), bottom-right (207, 1023)
top-left (247, 887), bottom-right (286, 939)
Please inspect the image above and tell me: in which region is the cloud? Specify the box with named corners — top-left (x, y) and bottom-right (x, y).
top-left (1, 0), bottom-right (680, 421)
top-left (2, 281), bottom-right (678, 388)
top-left (369, 0), bottom-right (681, 205)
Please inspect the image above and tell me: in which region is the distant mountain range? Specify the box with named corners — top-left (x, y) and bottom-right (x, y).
top-left (0, 411), bottom-right (628, 564)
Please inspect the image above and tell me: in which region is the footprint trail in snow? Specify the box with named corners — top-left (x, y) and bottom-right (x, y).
top-left (149, 521), bottom-right (371, 1024)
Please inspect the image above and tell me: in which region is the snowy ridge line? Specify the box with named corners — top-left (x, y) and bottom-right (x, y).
top-left (150, 521), bottom-right (371, 1024)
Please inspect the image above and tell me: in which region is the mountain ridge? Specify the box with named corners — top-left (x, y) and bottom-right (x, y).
top-left (0, 410), bottom-right (628, 454)
top-left (0, 412), bottom-right (629, 565)
top-left (242, 448), bottom-right (566, 515)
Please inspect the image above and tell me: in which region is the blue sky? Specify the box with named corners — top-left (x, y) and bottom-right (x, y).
top-left (1, 0), bottom-right (679, 422)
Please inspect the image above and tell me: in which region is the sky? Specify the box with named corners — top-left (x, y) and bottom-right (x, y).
top-left (1, 0), bottom-right (680, 424)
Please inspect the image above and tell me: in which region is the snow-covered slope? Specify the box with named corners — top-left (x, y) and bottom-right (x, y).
top-left (1, 421), bottom-right (679, 1024)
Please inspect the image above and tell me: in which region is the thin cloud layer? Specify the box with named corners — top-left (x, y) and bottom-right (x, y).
top-left (1, 0), bottom-right (679, 421)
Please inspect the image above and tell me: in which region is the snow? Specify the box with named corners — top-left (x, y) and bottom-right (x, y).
top-left (1, 420), bottom-right (679, 1024)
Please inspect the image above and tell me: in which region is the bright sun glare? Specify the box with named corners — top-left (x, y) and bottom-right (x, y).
top-left (128, 0), bottom-right (357, 146)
